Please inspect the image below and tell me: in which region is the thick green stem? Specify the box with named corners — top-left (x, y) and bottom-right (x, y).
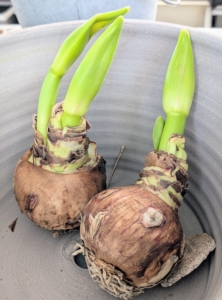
top-left (37, 73), bottom-right (61, 138)
top-left (158, 113), bottom-right (186, 151)
top-left (153, 29), bottom-right (195, 152)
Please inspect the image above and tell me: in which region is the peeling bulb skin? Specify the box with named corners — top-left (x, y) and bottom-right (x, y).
top-left (147, 254), bottom-right (179, 285)
top-left (81, 184), bottom-right (184, 288)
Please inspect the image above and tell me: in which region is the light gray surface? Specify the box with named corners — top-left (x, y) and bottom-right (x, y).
top-left (0, 20), bottom-right (221, 300)
top-left (10, 0), bottom-right (158, 27)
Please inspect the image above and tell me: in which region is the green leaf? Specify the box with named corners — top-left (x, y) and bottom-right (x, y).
top-left (51, 7), bottom-right (130, 77)
top-left (37, 7), bottom-right (130, 144)
top-left (61, 16), bottom-right (124, 128)
top-left (152, 116), bottom-right (165, 150)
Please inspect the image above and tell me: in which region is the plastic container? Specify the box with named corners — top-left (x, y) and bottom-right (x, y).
top-left (10, 0), bottom-right (180, 27)
top-left (0, 20), bottom-right (220, 300)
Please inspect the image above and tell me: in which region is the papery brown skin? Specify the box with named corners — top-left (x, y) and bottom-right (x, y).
top-left (14, 150), bottom-right (106, 230)
top-left (81, 184), bottom-right (184, 287)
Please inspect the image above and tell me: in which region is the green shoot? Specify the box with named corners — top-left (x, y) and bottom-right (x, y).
top-left (37, 7), bottom-right (130, 143)
top-left (61, 16), bottom-right (124, 128)
top-left (152, 116), bottom-right (165, 150)
top-left (156, 29), bottom-right (195, 151)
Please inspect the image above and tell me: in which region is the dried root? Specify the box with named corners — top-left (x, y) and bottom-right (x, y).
top-left (73, 244), bottom-right (144, 299)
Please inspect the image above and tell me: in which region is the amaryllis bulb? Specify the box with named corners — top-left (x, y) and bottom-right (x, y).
top-left (79, 136), bottom-right (188, 299)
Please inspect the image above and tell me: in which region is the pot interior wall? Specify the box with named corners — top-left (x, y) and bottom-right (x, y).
top-left (0, 20), bottom-right (221, 300)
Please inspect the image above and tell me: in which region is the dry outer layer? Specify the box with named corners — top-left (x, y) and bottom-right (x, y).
top-left (81, 185), bottom-right (184, 288)
top-left (14, 151), bottom-right (106, 230)
top-left (14, 102), bottom-right (106, 230)
top-left (29, 102), bottom-right (102, 174)
top-left (136, 148), bottom-right (189, 209)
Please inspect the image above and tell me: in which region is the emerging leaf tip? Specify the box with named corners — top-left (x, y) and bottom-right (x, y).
top-left (178, 28), bottom-right (191, 44)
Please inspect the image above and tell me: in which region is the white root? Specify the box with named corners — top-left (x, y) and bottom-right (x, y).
top-left (73, 243), bottom-right (144, 299)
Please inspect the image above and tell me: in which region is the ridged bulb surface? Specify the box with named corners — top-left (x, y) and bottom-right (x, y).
top-left (81, 184), bottom-right (184, 288)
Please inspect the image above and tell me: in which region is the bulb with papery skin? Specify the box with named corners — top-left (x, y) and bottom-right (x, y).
top-left (81, 185), bottom-right (184, 287)
top-left (79, 136), bottom-right (187, 298)
top-left (77, 29), bottom-right (195, 299)
top-left (13, 9), bottom-right (129, 230)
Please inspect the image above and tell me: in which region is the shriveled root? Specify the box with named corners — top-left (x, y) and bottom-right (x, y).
top-left (73, 244), bottom-right (144, 299)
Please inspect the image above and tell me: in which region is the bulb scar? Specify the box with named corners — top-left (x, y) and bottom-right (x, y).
top-left (140, 207), bottom-right (165, 228)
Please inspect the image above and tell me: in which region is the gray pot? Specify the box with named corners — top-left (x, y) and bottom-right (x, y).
top-left (0, 20), bottom-right (221, 300)
top-left (10, 0), bottom-right (180, 27)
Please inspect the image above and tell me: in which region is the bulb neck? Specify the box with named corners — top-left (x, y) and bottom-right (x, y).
top-left (158, 113), bottom-right (186, 151)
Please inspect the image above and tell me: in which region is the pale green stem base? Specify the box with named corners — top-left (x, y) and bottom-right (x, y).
top-left (61, 112), bottom-right (82, 128)
top-left (158, 113), bottom-right (186, 151)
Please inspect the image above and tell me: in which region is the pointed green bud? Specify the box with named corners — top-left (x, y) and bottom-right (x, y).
top-left (162, 28), bottom-right (195, 116)
top-left (158, 29), bottom-right (195, 151)
top-left (50, 7), bottom-right (130, 77)
top-left (61, 16), bottom-right (124, 128)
